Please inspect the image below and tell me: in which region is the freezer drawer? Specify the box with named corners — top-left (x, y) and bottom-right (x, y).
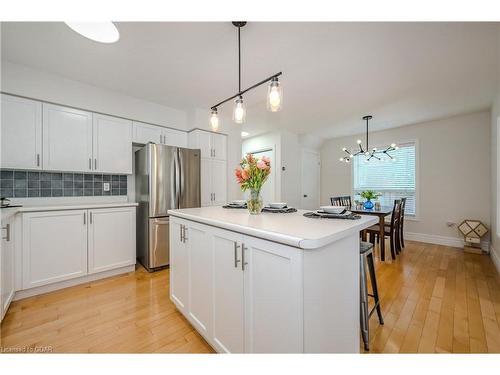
top-left (147, 217), bottom-right (170, 270)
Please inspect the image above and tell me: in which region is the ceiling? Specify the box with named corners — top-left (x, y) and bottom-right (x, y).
top-left (1, 22), bottom-right (498, 139)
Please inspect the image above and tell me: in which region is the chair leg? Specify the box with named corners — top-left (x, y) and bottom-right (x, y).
top-left (400, 225), bottom-right (405, 249)
top-left (367, 252), bottom-right (384, 325)
top-left (395, 227), bottom-right (401, 254)
top-left (390, 231), bottom-right (397, 260)
top-left (360, 254), bottom-right (370, 351)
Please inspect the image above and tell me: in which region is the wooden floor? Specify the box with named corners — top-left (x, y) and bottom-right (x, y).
top-left (1, 240), bottom-right (500, 353)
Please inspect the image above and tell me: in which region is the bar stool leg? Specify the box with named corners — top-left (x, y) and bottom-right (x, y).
top-left (367, 252), bottom-right (384, 325)
top-left (360, 253), bottom-right (370, 351)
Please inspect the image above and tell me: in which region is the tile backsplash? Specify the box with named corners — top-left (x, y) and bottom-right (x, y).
top-left (0, 170), bottom-right (127, 198)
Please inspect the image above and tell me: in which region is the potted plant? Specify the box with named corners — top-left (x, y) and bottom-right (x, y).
top-left (360, 190), bottom-right (381, 210)
top-left (235, 154), bottom-right (271, 214)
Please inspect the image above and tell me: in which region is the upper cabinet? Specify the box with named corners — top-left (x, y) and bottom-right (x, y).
top-left (1, 94), bottom-right (42, 170)
top-left (43, 103), bottom-right (93, 172)
top-left (93, 114), bottom-right (132, 174)
top-left (189, 130), bottom-right (227, 161)
top-left (133, 121), bottom-right (187, 148)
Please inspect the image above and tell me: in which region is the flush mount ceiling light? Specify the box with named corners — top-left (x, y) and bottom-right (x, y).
top-left (241, 131), bottom-right (249, 137)
top-left (209, 22), bottom-right (283, 130)
top-left (339, 116), bottom-right (398, 163)
top-left (65, 22), bottom-right (120, 43)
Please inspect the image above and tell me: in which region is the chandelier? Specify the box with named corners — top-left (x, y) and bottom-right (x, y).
top-left (339, 115), bottom-right (398, 163)
top-left (209, 22), bottom-right (283, 131)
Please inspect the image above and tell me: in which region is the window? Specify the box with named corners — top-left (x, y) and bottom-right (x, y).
top-left (353, 142), bottom-right (416, 216)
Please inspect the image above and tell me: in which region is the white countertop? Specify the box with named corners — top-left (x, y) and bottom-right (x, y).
top-left (168, 206), bottom-right (378, 249)
top-left (8, 202), bottom-right (138, 213)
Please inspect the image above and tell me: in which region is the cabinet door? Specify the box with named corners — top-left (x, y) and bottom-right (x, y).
top-left (195, 130), bottom-right (212, 158)
top-left (88, 207), bottom-right (136, 274)
top-left (211, 133), bottom-right (227, 161)
top-left (186, 221), bottom-right (212, 337)
top-left (43, 103), bottom-right (93, 172)
top-left (243, 235), bottom-right (303, 353)
top-left (133, 121), bottom-right (163, 145)
top-left (1, 212), bottom-right (15, 321)
top-left (200, 158), bottom-right (213, 207)
top-left (211, 160), bottom-right (227, 206)
top-left (212, 228), bottom-right (245, 353)
top-left (1, 94), bottom-right (42, 170)
top-left (93, 114), bottom-right (132, 174)
top-left (22, 210), bottom-right (88, 289)
top-left (169, 218), bottom-right (189, 314)
top-left (163, 128), bottom-right (187, 147)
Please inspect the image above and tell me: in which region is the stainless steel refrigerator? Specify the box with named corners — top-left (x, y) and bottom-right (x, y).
top-left (135, 143), bottom-right (200, 271)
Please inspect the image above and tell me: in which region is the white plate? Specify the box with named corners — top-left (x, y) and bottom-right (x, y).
top-left (319, 206), bottom-right (346, 214)
top-left (269, 202), bottom-right (287, 209)
top-left (230, 200), bottom-right (247, 205)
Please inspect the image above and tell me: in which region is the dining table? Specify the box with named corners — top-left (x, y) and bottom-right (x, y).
top-left (350, 205), bottom-right (393, 261)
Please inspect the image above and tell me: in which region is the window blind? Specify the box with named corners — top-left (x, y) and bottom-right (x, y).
top-left (353, 142), bottom-right (416, 215)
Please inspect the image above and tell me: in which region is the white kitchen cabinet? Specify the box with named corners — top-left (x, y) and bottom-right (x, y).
top-left (93, 114), bottom-right (132, 174)
top-left (169, 219), bottom-right (189, 315)
top-left (242, 235), bottom-right (303, 353)
top-left (189, 129), bottom-right (227, 160)
top-left (133, 121), bottom-right (163, 144)
top-left (22, 210), bottom-right (88, 289)
top-left (42, 103), bottom-right (93, 172)
top-left (186, 221), bottom-right (212, 338)
top-left (212, 228), bottom-right (245, 353)
top-left (1, 94), bottom-right (43, 170)
top-left (169, 217), bottom-right (304, 353)
top-left (200, 159), bottom-right (227, 207)
top-left (88, 207), bottom-right (136, 274)
top-left (1, 209), bottom-right (16, 321)
top-left (133, 121), bottom-right (188, 148)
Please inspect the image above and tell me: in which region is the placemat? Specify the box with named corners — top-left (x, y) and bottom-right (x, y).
top-left (261, 207), bottom-right (297, 213)
top-left (303, 211), bottom-right (361, 220)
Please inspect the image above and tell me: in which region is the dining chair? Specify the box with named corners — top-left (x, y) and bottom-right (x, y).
top-left (399, 197), bottom-right (406, 250)
top-left (330, 195), bottom-right (352, 208)
top-left (365, 199), bottom-right (402, 260)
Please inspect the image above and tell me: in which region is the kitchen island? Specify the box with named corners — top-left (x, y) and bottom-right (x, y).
top-left (168, 206), bottom-right (378, 353)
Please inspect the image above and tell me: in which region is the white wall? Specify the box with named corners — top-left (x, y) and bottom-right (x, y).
top-left (321, 111), bottom-right (491, 243)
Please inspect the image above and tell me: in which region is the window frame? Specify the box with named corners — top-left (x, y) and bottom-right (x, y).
top-left (350, 138), bottom-right (420, 221)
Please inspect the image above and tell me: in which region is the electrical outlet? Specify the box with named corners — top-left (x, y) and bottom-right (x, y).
top-left (103, 182), bottom-right (110, 192)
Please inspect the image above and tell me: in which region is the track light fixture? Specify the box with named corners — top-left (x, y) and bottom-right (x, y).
top-left (209, 22), bottom-right (283, 129)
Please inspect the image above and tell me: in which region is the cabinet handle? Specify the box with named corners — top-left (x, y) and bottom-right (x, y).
top-left (213, 148), bottom-right (216, 158)
top-left (89, 158), bottom-right (92, 170)
top-left (2, 224), bottom-right (10, 242)
top-left (89, 212), bottom-right (93, 224)
top-left (83, 212), bottom-right (86, 225)
top-left (94, 158), bottom-right (97, 170)
top-left (234, 242), bottom-right (241, 268)
top-left (36, 154), bottom-right (40, 167)
top-left (184, 227), bottom-right (188, 242)
top-left (241, 243), bottom-right (247, 271)
top-left (180, 224), bottom-right (185, 243)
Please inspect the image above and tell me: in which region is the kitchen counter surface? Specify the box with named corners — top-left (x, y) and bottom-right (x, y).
top-left (11, 202), bottom-right (138, 213)
top-left (168, 206), bottom-right (377, 249)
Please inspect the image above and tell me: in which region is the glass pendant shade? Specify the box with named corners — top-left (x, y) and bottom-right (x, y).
top-left (210, 110), bottom-right (219, 131)
top-left (267, 78), bottom-right (283, 112)
top-left (233, 97), bottom-right (246, 124)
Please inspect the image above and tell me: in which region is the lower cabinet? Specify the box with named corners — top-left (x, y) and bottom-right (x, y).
top-left (22, 207), bottom-right (136, 290)
top-left (88, 207), bottom-right (136, 274)
top-left (169, 217), bottom-right (303, 353)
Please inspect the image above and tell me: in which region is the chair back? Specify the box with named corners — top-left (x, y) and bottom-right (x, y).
top-left (390, 199), bottom-right (402, 231)
top-left (330, 195), bottom-right (352, 208)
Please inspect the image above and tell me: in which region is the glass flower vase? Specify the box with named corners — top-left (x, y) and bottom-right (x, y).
top-left (247, 189), bottom-right (263, 215)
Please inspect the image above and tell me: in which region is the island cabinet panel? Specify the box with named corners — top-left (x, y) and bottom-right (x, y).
top-left (212, 228), bottom-right (245, 353)
top-left (169, 219), bottom-right (189, 315)
top-left (242, 235), bottom-right (304, 353)
top-left (186, 222), bottom-right (212, 338)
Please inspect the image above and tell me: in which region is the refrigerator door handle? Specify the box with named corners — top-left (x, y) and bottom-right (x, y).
top-left (175, 148), bottom-right (181, 209)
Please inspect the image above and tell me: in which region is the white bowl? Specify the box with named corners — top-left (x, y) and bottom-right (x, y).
top-left (320, 206), bottom-right (345, 214)
top-left (269, 202), bottom-right (287, 209)
top-left (230, 200), bottom-right (246, 205)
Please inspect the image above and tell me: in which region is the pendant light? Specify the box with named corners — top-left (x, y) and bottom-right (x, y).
top-left (339, 116), bottom-right (398, 163)
top-left (210, 22), bottom-right (283, 128)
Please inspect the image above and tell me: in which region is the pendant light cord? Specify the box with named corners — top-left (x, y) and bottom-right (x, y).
top-left (366, 117), bottom-right (369, 151)
top-left (238, 25), bottom-right (241, 95)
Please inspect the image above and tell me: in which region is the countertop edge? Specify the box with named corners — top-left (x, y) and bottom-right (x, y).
top-left (168, 210), bottom-right (378, 249)
top-left (15, 202), bottom-right (139, 213)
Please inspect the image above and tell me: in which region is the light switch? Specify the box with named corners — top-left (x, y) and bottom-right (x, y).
top-left (103, 182), bottom-right (110, 192)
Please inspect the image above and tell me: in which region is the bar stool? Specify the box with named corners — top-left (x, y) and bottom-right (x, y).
top-left (360, 241), bottom-right (384, 351)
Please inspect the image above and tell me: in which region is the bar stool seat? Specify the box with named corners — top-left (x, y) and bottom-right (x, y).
top-left (359, 241), bottom-right (384, 351)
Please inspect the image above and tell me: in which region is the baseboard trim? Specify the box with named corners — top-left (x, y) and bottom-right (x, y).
top-left (490, 245), bottom-right (500, 274)
top-left (13, 264), bottom-right (136, 301)
top-left (405, 231), bottom-right (489, 252)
